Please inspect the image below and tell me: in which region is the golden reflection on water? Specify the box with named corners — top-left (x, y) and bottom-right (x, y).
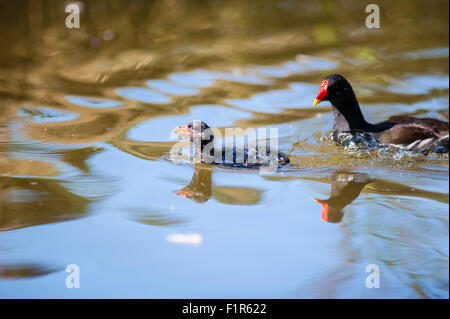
top-left (0, 264), bottom-right (57, 279)
top-left (0, 176), bottom-right (90, 231)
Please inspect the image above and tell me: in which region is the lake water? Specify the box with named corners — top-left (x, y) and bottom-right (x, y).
top-left (0, 0), bottom-right (448, 298)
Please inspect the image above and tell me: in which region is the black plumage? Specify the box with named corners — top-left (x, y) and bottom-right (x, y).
top-left (314, 74), bottom-right (449, 154)
top-left (173, 121), bottom-right (289, 168)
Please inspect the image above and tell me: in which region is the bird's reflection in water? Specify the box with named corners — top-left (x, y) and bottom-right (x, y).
top-left (174, 164), bottom-right (213, 203)
top-left (313, 170), bottom-right (448, 223)
top-left (313, 171), bottom-right (371, 223)
top-left (174, 164), bottom-right (263, 205)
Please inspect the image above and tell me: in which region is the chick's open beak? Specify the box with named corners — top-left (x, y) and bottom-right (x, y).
top-left (173, 189), bottom-right (187, 197)
top-left (174, 125), bottom-right (190, 137)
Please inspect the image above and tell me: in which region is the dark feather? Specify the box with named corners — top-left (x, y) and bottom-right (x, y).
top-left (319, 74), bottom-right (449, 154)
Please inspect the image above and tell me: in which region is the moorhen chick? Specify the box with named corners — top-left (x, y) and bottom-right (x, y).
top-left (173, 121), bottom-right (290, 168)
top-left (313, 74), bottom-right (449, 154)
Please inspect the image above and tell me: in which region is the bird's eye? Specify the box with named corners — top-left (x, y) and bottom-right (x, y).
top-left (334, 86), bottom-right (343, 96)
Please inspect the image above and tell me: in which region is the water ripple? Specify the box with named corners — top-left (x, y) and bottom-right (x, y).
top-left (115, 87), bottom-right (171, 104)
top-left (65, 96), bottom-right (123, 108)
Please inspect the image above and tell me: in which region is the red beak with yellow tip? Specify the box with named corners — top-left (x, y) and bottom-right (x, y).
top-left (313, 80), bottom-right (328, 106)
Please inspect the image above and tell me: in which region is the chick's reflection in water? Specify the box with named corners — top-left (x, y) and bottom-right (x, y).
top-left (173, 164), bottom-right (213, 203)
top-left (313, 171), bottom-right (371, 223)
top-left (173, 164), bottom-right (263, 205)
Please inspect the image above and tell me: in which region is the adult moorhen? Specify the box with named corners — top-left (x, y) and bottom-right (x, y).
top-left (313, 74), bottom-right (449, 154)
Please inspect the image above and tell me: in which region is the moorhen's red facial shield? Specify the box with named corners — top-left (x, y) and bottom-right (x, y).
top-left (313, 80), bottom-right (328, 106)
